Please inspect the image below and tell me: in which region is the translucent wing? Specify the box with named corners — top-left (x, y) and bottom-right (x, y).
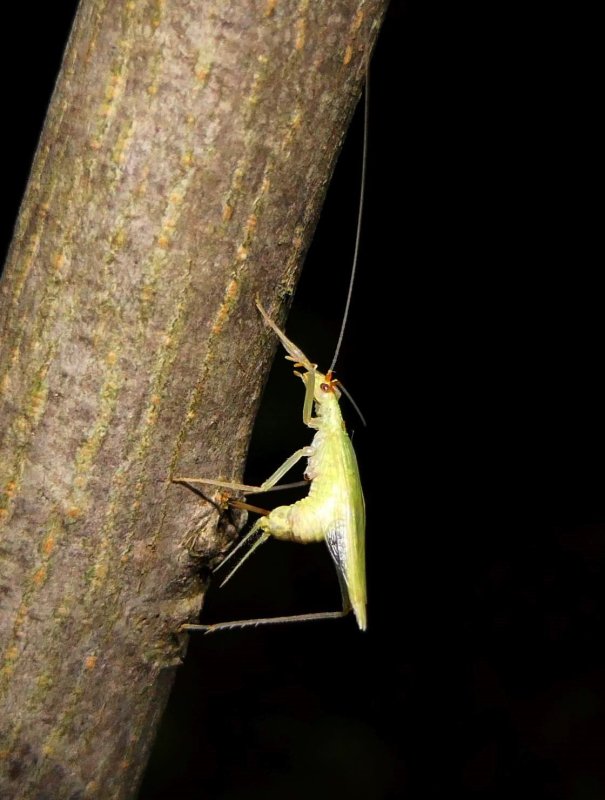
top-left (326, 519), bottom-right (352, 610)
top-left (324, 432), bottom-right (366, 629)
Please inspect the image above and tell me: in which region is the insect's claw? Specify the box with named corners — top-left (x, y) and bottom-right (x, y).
top-left (285, 358), bottom-right (317, 373)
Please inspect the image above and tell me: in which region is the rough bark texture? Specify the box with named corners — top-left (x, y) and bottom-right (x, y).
top-left (0, 0), bottom-right (387, 798)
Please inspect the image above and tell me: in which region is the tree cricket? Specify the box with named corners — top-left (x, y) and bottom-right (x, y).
top-left (175, 300), bottom-right (366, 632)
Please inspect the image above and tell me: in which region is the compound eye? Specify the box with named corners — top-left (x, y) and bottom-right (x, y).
top-left (320, 383), bottom-right (331, 393)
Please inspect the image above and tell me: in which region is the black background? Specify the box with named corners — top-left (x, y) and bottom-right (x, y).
top-left (2, 3), bottom-right (603, 798)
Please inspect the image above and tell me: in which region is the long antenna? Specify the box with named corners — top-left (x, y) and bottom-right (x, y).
top-left (328, 60), bottom-right (370, 374)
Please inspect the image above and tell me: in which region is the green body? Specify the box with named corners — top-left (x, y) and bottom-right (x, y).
top-left (252, 301), bottom-right (367, 630)
top-left (261, 370), bottom-right (367, 629)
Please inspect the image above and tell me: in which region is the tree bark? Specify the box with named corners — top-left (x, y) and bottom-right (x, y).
top-left (0, 1), bottom-right (387, 798)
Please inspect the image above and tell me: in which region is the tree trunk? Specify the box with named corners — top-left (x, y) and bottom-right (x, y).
top-left (0, 1), bottom-right (387, 797)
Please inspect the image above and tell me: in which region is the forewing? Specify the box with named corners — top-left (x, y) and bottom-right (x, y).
top-left (325, 433), bottom-right (366, 624)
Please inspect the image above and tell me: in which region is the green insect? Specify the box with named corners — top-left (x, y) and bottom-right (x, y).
top-left (175, 299), bottom-right (366, 632)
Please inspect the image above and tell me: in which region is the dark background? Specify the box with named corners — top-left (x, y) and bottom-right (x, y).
top-left (2, 3), bottom-right (603, 798)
